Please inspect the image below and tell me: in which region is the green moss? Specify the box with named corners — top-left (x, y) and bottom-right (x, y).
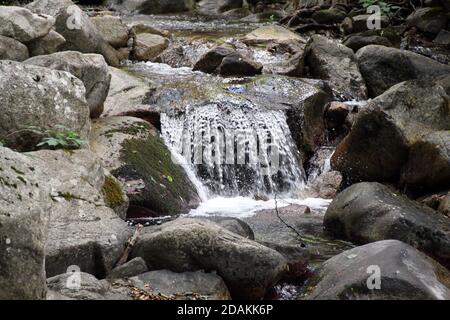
top-left (102, 175), bottom-right (126, 209)
top-left (104, 121), bottom-right (151, 137)
top-left (113, 134), bottom-right (197, 214)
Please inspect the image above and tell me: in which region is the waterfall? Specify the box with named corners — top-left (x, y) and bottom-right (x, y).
top-left (161, 102), bottom-right (306, 198)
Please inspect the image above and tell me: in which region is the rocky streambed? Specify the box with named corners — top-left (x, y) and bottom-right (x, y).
top-left (0, 0), bottom-right (450, 301)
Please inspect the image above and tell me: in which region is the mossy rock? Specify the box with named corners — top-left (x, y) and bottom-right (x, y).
top-left (90, 116), bottom-right (200, 216)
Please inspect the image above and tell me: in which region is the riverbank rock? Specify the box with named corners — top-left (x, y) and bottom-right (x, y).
top-left (356, 45), bottom-right (450, 97)
top-left (241, 25), bottom-right (306, 45)
top-left (331, 75), bottom-right (450, 183)
top-left (324, 182), bottom-right (450, 268)
top-left (407, 7), bottom-right (448, 36)
top-left (132, 33), bottom-right (169, 61)
top-left (27, 30), bottom-right (66, 57)
top-left (131, 218), bottom-right (288, 299)
top-left (128, 270), bottom-right (231, 300)
top-left (31, 149), bottom-right (131, 278)
top-left (25, 51), bottom-right (111, 118)
top-left (0, 6), bottom-right (55, 43)
top-left (304, 240), bottom-right (450, 300)
top-left (352, 14), bottom-right (389, 33)
top-left (90, 116), bottom-right (201, 216)
top-left (90, 15), bottom-right (129, 49)
top-left (0, 35), bottom-right (29, 61)
top-left (401, 131), bottom-right (450, 196)
top-left (0, 60), bottom-right (90, 151)
top-left (26, 0), bottom-right (120, 67)
top-left (193, 44), bottom-right (235, 73)
top-left (218, 52), bottom-right (263, 76)
top-left (0, 147), bottom-right (51, 300)
top-left (107, 257), bottom-right (148, 280)
top-left (108, 0), bottom-right (196, 14)
top-left (305, 34), bottom-right (367, 100)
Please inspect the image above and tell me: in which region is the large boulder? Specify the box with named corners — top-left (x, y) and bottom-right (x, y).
top-left (107, 0), bottom-right (196, 14)
top-left (90, 15), bottom-right (129, 49)
top-left (356, 45), bottom-right (450, 97)
top-left (0, 60), bottom-right (90, 151)
top-left (90, 116), bottom-right (201, 216)
top-left (218, 52), bottom-right (263, 76)
top-left (332, 75), bottom-right (450, 183)
top-left (132, 33), bottom-right (169, 61)
top-left (304, 240), bottom-right (450, 300)
top-left (401, 131), bottom-right (450, 196)
top-left (26, 30), bottom-right (66, 57)
top-left (131, 218), bottom-right (288, 299)
top-left (0, 35), bottom-right (29, 61)
top-left (26, 0), bottom-right (120, 67)
top-left (0, 6), bottom-right (54, 43)
top-left (407, 7), bottom-right (448, 36)
top-left (0, 147), bottom-right (51, 300)
top-left (324, 182), bottom-right (450, 269)
top-left (241, 25), bottom-right (306, 46)
top-left (25, 51), bottom-right (111, 118)
top-left (305, 34), bottom-right (367, 100)
top-left (31, 149), bottom-right (131, 278)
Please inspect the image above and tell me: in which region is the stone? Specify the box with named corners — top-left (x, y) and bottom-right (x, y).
top-left (0, 147), bottom-right (51, 299)
top-left (306, 34), bottom-right (367, 100)
top-left (25, 51), bottom-right (111, 118)
top-left (356, 45), bottom-right (450, 97)
top-left (131, 218), bottom-right (288, 299)
top-left (304, 240), bottom-right (450, 300)
top-left (401, 131), bottom-right (450, 196)
top-left (193, 44), bottom-right (235, 73)
top-left (434, 29), bottom-right (450, 47)
top-left (241, 25), bottom-right (306, 46)
top-left (324, 182), bottom-right (450, 269)
top-left (0, 60), bottom-right (90, 152)
top-left (0, 5), bottom-right (55, 43)
top-left (132, 33), bottom-right (169, 61)
top-left (89, 116), bottom-right (201, 216)
top-left (0, 35), bottom-right (29, 61)
top-left (91, 15), bottom-right (129, 49)
top-left (343, 34), bottom-right (393, 52)
top-left (407, 7), bottom-right (448, 36)
top-left (27, 30), bottom-right (66, 57)
top-left (107, 0), bottom-right (196, 14)
top-left (218, 52), bottom-right (263, 76)
top-left (107, 257), bottom-right (148, 279)
top-left (352, 14), bottom-right (389, 33)
top-left (311, 7), bottom-right (347, 24)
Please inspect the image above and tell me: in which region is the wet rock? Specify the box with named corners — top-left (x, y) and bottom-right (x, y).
top-left (407, 7), bottom-right (448, 36)
top-left (332, 75), bottom-right (450, 182)
top-left (0, 60), bottom-right (90, 152)
top-left (356, 45), bottom-right (450, 97)
top-left (27, 30), bottom-right (66, 57)
top-left (27, 0), bottom-right (120, 67)
top-left (343, 34), bottom-right (393, 52)
top-left (434, 29), bottom-right (450, 47)
top-left (401, 131), bottom-right (450, 196)
top-left (218, 0), bottom-right (243, 13)
top-left (324, 182), bottom-right (450, 268)
top-left (32, 150), bottom-right (131, 278)
top-left (91, 15), bottom-right (129, 49)
top-left (129, 23), bottom-right (172, 39)
top-left (108, 0), bottom-right (195, 14)
top-left (107, 257), bottom-right (148, 280)
top-left (193, 44), bottom-right (235, 73)
top-left (440, 192), bottom-right (450, 216)
top-left (0, 35), bottom-right (29, 61)
top-left (304, 240), bottom-right (450, 300)
top-left (90, 116), bottom-right (200, 216)
top-left (132, 33), bottom-right (169, 61)
top-left (202, 217), bottom-right (255, 239)
top-left (0, 6), bottom-right (55, 43)
top-left (325, 101), bottom-right (350, 130)
top-left (218, 52), bottom-right (263, 76)
top-left (0, 147), bottom-right (51, 300)
top-left (305, 34), bottom-right (367, 100)
top-left (25, 51), bottom-right (111, 118)
top-left (310, 7), bottom-right (347, 24)
top-left (131, 218), bottom-right (288, 299)
top-left (128, 270), bottom-right (231, 300)
top-left (241, 25), bottom-right (306, 46)
top-left (307, 170), bottom-right (343, 199)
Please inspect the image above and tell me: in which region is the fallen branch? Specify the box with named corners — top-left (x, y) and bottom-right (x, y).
top-left (116, 224), bottom-right (143, 267)
top-left (274, 193), bottom-right (306, 248)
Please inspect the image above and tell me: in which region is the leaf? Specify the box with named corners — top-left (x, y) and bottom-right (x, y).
top-left (166, 175), bottom-right (174, 183)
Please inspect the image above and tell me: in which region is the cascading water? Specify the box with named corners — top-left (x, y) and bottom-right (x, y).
top-left (161, 102), bottom-right (306, 198)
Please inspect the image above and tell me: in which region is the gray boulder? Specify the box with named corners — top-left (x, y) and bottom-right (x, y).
top-left (324, 182), bottom-right (450, 269)
top-left (132, 33), bottom-right (169, 61)
top-left (131, 218), bottom-right (288, 299)
top-left (107, 0), bottom-right (196, 14)
top-left (90, 116), bottom-right (201, 216)
top-left (305, 34), bottom-right (367, 100)
top-left (0, 35), bottom-right (29, 61)
top-left (0, 60), bottom-right (90, 151)
top-left (0, 147), bottom-right (51, 300)
top-left (304, 240), bottom-right (450, 300)
top-left (25, 51), bottom-right (111, 118)
top-left (90, 15), bottom-right (129, 49)
top-left (407, 7), bottom-right (448, 36)
top-left (107, 257), bottom-right (148, 280)
top-left (356, 45), bottom-right (450, 97)
top-left (27, 30), bottom-right (66, 57)
top-left (0, 6), bottom-right (54, 43)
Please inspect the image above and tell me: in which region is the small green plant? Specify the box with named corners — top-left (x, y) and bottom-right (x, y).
top-left (359, 0), bottom-right (400, 17)
top-left (36, 125), bottom-right (85, 150)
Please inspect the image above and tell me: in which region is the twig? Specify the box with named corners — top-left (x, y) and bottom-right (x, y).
top-left (116, 224), bottom-right (143, 267)
top-left (274, 193), bottom-right (306, 248)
